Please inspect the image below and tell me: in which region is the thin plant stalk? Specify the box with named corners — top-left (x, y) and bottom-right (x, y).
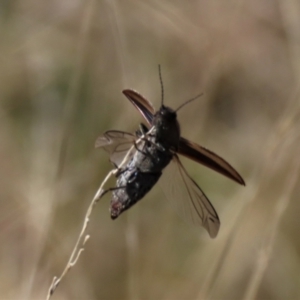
top-left (243, 141), bottom-right (300, 300)
top-left (47, 129), bottom-right (153, 299)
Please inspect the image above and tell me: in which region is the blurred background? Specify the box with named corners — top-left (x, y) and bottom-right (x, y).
top-left (1, 0), bottom-right (300, 299)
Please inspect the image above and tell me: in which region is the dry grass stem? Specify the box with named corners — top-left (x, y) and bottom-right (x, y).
top-left (47, 131), bottom-right (152, 299)
top-left (243, 142), bottom-right (300, 300)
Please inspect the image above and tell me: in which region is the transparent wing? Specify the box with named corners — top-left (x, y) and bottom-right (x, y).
top-left (179, 137), bottom-right (245, 185)
top-left (160, 154), bottom-right (220, 238)
top-left (95, 130), bottom-right (136, 166)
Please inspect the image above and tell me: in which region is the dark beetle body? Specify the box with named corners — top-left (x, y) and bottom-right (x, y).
top-left (96, 87), bottom-right (245, 238)
top-left (110, 105), bottom-right (179, 218)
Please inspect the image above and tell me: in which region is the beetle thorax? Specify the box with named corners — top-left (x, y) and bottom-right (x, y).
top-left (153, 105), bottom-right (180, 150)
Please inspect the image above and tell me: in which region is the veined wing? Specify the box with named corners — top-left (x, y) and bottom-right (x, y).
top-left (122, 89), bottom-right (155, 126)
top-left (160, 154), bottom-right (220, 238)
top-left (95, 130), bottom-right (136, 166)
top-left (178, 137), bottom-right (245, 185)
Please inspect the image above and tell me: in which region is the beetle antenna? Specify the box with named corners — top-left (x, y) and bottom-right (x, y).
top-left (175, 93), bottom-right (204, 112)
top-left (158, 65), bottom-right (164, 106)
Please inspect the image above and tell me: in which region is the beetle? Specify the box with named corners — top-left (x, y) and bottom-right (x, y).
top-left (96, 68), bottom-right (245, 238)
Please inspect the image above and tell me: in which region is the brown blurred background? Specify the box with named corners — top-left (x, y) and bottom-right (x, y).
top-left (1, 0), bottom-right (300, 299)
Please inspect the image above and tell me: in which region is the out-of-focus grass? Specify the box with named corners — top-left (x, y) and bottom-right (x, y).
top-left (1, 1), bottom-right (300, 299)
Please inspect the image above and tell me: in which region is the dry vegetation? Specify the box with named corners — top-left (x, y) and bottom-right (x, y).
top-left (1, 0), bottom-right (300, 299)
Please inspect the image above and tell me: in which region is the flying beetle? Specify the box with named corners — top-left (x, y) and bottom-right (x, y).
top-left (96, 67), bottom-right (245, 238)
